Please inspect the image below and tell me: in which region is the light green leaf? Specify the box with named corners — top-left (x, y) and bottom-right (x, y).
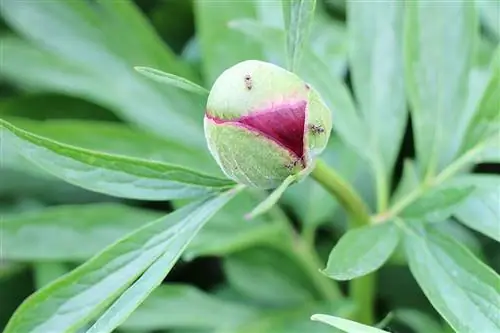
top-left (403, 222), bottom-right (500, 333)
top-left (3, 117), bottom-right (220, 176)
top-left (401, 182), bottom-right (475, 222)
top-left (183, 192), bottom-right (285, 260)
top-left (2, 203), bottom-right (162, 261)
top-left (4, 191), bottom-right (237, 333)
top-left (348, 0), bottom-right (406, 176)
top-left (454, 175), bottom-right (500, 242)
top-left (134, 67), bottom-right (209, 96)
top-left (224, 246), bottom-right (319, 307)
top-left (194, 0), bottom-right (264, 84)
top-left (392, 160), bottom-right (420, 203)
top-left (245, 174), bottom-right (297, 220)
top-left (0, 119), bottom-right (234, 200)
top-left (86, 192), bottom-right (241, 333)
top-left (404, 1), bottom-right (478, 176)
top-left (121, 284), bottom-right (257, 331)
top-left (461, 48), bottom-right (500, 156)
top-left (1, 0), bottom-right (205, 145)
top-left (283, 0), bottom-right (317, 71)
top-left (323, 222), bottom-right (399, 281)
top-left (311, 314), bottom-right (389, 333)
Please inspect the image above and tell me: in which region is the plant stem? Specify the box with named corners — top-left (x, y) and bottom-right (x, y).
top-left (311, 159), bottom-right (374, 324)
top-left (266, 204), bottom-right (343, 301)
top-left (311, 159), bottom-right (370, 227)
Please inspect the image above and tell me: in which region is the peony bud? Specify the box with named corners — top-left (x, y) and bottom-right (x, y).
top-left (204, 60), bottom-right (332, 189)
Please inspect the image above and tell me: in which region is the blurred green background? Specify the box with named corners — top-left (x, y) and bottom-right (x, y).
top-left (0, 0), bottom-right (498, 332)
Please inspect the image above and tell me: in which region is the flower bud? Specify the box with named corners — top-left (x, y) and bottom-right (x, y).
top-left (204, 60), bottom-right (332, 189)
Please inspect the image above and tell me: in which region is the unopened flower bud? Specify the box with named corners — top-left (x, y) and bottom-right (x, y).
top-left (204, 60), bottom-right (332, 189)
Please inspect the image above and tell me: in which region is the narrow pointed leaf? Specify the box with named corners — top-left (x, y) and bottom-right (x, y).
top-left (245, 174), bottom-right (297, 220)
top-left (348, 0), bottom-right (406, 175)
top-left (403, 223), bottom-right (500, 333)
top-left (404, 1), bottom-right (478, 176)
top-left (4, 191), bottom-right (237, 333)
top-left (323, 222), bottom-right (399, 281)
top-left (311, 314), bottom-right (390, 333)
top-left (86, 189), bottom-right (240, 333)
top-left (134, 67), bottom-right (209, 96)
top-left (0, 119), bottom-right (234, 200)
top-left (283, 0), bottom-right (317, 71)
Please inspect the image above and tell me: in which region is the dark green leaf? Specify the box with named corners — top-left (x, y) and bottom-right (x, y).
top-left (0, 119), bottom-right (234, 200)
top-left (134, 67), bottom-right (209, 96)
top-left (283, 0), bottom-right (317, 71)
top-left (403, 222), bottom-right (500, 332)
top-left (454, 175), bottom-right (500, 242)
top-left (404, 1), bottom-right (478, 175)
top-left (1, 0), bottom-right (205, 145)
top-left (311, 314), bottom-right (389, 333)
top-left (401, 182), bottom-right (475, 222)
top-left (224, 246), bottom-right (318, 307)
top-left (2, 203), bottom-right (162, 261)
top-left (478, 1), bottom-right (500, 39)
top-left (194, 1), bottom-right (264, 83)
top-left (348, 1), bottom-right (406, 175)
top-left (323, 222), bottom-right (400, 280)
top-left (4, 192), bottom-right (237, 333)
top-left (121, 284), bottom-right (257, 331)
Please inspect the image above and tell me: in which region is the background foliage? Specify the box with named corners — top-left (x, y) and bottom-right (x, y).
top-left (0, 1), bottom-right (499, 333)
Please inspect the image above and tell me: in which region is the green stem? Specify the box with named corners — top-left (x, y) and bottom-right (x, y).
top-left (311, 160), bottom-right (370, 227)
top-left (265, 203), bottom-right (343, 301)
top-left (311, 159), bottom-right (374, 324)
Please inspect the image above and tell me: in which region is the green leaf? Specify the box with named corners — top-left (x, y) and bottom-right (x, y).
top-left (4, 191), bottom-right (237, 333)
top-left (348, 0), bottom-right (406, 176)
top-left (121, 284), bottom-right (257, 331)
top-left (404, 1), bottom-right (478, 176)
top-left (183, 192), bottom-right (286, 260)
top-left (461, 48), bottom-right (500, 155)
top-left (323, 222), bottom-right (400, 281)
top-left (194, 1), bottom-right (264, 83)
top-left (401, 182), bottom-right (475, 222)
top-left (3, 117), bottom-right (220, 176)
top-left (2, 203), bottom-right (162, 261)
top-left (454, 175), bottom-right (500, 242)
top-left (245, 174), bottom-right (297, 220)
top-left (224, 246), bottom-right (318, 307)
top-left (478, 0), bottom-right (500, 39)
top-left (1, 0), bottom-right (205, 145)
top-left (283, 0), bottom-right (317, 71)
top-left (403, 222), bottom-right (500, 333)
top-left (0, 119), bottom-right (234, 200)
top-left (311, 314), bottom-right (390, 333)
top-left (134, 67), bottom-right (209, 96)
top-left (392, 160), bottom-right (420, 203)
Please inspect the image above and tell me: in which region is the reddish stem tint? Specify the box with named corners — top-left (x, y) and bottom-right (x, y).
top-left (206, 100), bottom-right (307, 160)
